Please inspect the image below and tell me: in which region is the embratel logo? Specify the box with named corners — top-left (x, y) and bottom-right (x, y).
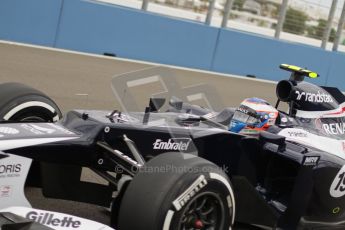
top-left (26, 211), bottom-right (81, 228)
top-left (295, 90), bottom-right (333, 103)
top-left (153, 138), bottom-right (191, 151)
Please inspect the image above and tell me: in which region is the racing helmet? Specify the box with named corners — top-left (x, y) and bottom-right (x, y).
top-left (229, 98), bottom-right (278, 134)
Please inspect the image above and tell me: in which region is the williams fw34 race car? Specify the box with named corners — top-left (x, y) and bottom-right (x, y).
top-left (1, 64), bottom-right (345, 230)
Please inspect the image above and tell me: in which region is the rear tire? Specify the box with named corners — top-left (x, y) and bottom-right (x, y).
top-left (0, 82), bottom-right (61, 122)
top-left (118, 152), bottom-right (235, 230)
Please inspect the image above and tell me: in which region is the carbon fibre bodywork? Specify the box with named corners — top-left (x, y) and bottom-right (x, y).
top-left (2, 106), bottom-right (345, 229)
top-left (2, 64), bottom-right (345, 229)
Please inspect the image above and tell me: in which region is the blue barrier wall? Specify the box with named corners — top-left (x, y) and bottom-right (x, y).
top-left (326, 52), bottom-right (345, 88)
top-left (211, 29), bottom-right (333, 86)
top-left (0, 0), bottom-right (345, 89)
top-left (54, 0), bottom-right (219, 70)
top-left (0, 0), bottom-right (63, 46)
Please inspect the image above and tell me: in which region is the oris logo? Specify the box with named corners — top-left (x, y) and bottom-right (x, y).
top-left (153, 138), bottom-right (191, 151)
top-left (0, 164), bottom-right (21, 174)
top-left (26, 211), bottom-right (81, 228)
top-left (295, 90), bottom-right (333, 103)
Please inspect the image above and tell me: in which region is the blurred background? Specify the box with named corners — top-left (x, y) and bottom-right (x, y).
top-left (101, 0), bottom-right (345, 52)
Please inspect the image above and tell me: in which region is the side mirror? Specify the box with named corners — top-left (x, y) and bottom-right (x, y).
top-left (149, 98), bottom-right (166, 112)
top-left (169, 96), bottom-right (183, 111)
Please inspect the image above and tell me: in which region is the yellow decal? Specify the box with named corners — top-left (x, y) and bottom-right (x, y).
top-left (308, 72), bottom-right (318, 78)
top-left (280, 64), bottom-right (319, 78)
top-left (333, 207), bottom-right (340, 214)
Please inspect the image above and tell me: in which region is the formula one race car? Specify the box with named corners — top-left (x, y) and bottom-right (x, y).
top-left (1, 64), bottom-right (345, 230)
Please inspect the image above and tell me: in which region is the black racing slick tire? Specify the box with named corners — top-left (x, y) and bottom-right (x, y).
top-left (0, 82), bottom-right (62, 122)
top-left (118, 152), bottom-right (235, 230)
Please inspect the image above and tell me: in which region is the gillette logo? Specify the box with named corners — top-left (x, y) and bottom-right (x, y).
top-left (153, 138), bottom-right (191, 151)
top-left (295, 90), bottom-right (333, 103)
top-left (26, 211), bottom-right (81, 228)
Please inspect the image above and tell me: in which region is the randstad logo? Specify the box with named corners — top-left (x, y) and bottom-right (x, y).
top-left (153, 138), bottom-right (191, 151)
top-left (295, 90), bottom-right (333, 103)
top-left (26, 211), bottom-right (81, 228)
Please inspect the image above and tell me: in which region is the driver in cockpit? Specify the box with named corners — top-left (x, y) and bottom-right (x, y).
top-left (229, 97), bottom-right (279, 134)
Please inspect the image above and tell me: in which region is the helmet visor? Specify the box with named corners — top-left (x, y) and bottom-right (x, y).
top-left (232, 110), bottom-right (259, 126)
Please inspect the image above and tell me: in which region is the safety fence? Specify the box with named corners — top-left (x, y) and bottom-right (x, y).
top-left (99, 0), bottom-right (345, 52)
top-left (1, 0), bottom-right (345, 91)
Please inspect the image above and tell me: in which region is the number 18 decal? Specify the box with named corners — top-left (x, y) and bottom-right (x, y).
top-left (330, 165), bottom-right (345, 198)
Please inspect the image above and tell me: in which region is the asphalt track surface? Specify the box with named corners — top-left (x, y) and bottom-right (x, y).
top-left (25, 188), bottom-right (262, 229)
top-left (0, 41), bottom-right (277, 229)
top-left (25, 187), bottom-right (112, 225)
top-left (0, 41), bottom-right (278, 113)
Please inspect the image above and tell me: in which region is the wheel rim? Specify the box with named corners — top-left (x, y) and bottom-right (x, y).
top-left (178, 192), bottom-right (225, 230)
top-left (5, 106), bottom-right (59, 122)
top-left (18, 116), bottom-right (46, 122)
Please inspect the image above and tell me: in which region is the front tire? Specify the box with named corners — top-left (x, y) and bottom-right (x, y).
top-left (0, 82), bottom-right (61, 122)
top-left (118, 152), bottom-right (235, 230)
top-left (0, 82), bottom-right (62, 187)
